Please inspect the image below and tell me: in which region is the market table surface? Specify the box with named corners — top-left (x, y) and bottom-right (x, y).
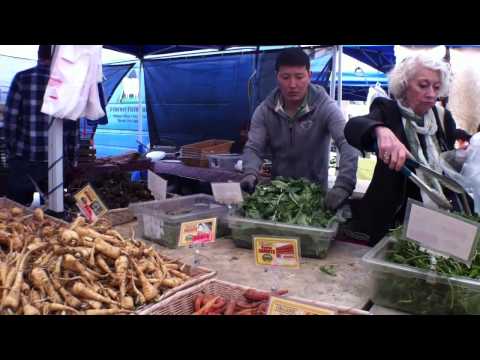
top-left (152, 161), bottom-right (244, 183)
top-left (115, 222), bottom-right (373, 310)
top-left (369, 305), bottom-right (410, 315)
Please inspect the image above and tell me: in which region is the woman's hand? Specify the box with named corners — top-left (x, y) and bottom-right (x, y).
top-left (374, 126), bottom-right (412, 171)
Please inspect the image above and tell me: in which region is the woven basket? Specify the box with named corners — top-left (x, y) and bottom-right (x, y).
top-left (134, 262), bottom-right (216, 314)
top-left (137, 278), bottom-right (371, 315)
top-left (0, 197), bottom-right (69, 226)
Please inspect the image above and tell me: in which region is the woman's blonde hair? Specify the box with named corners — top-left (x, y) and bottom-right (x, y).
top-left (388, 52), bottom-right (452, 100)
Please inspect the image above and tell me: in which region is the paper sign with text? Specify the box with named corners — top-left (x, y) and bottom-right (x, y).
top-left (147, 170), bottom-right (167, 200)
top-left (73, 184), bottom-right (108, 224)
top-left (404, 199), bottom-right (480, 264)
top-left (178, 218), bottom-right (217, 247)
top-left (211, 182), bottom-right (243, 205)
top-left (267, 296), bottom-right (336, 315)
top-left (253, 236), bottom-right (300, 269)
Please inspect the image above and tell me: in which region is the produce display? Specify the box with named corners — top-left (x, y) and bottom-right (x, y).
top-left (68, 171), bottom-right (154, 210)
top-left (242, 178), bottom-right (334, 227)
top-left (370, 219), bottom-right (480, 315)
top-left (228, 178), bottom-right (337, 259)
top-left (0, 206), bottom-right (196, 315)
top-left (192, 288), bottom-right (288, 315)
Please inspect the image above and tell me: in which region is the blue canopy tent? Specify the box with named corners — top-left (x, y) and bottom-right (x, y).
top-left (103, 45), bottom-right (233, 58)
top-left (342, 45), bottom-right (395, 73)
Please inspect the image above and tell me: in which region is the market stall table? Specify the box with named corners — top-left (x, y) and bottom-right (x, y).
top-left (152, 160), bottom-right (244, 183)
top-left (115, 221), bottom-right (373, 310)
top-left (369, 305), bottom-right (410, 315)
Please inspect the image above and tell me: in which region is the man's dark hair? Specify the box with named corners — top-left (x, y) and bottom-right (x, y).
top-left (38, 45), bottom-right (52, 61)
top-left (275, 47), bottom-right (310, 72)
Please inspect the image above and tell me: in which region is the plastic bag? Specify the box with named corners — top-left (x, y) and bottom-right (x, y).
top-left (461, 133), bottom-right (480, 213)
top-left (366, 82), bottom-right (389, 108)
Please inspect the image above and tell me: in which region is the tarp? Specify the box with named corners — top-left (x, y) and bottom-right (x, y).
top-left (103, 45), bottom-right (231, 58)
top-left (103, 63), bottom-right (136, 102)
top-left (143, 54), bottom-right (255, 147)
top-left (343, 45), bottom-right (395, 73)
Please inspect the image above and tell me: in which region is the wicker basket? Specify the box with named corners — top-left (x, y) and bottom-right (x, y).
top-left (0, 197), bottom-right (69, 226)
top-left (137, 278), bottom-right (371, 315)
top-left (134, 261), bottom-right (216, 314)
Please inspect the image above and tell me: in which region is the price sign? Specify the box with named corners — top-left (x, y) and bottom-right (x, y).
top-left (73, 184), bottom-right (108, 224)
top-left (178, 218), bottom-right (217, 247)
top-left (253, 236), bottom-right (300, 269)
top-left (404, 199), bottom-right (480, 265)
top-left (267, 296), bottom-right (336, 315)
top-left (211, 182), bottom-right (243, 205)
top-left (147, 170), bottom-right (167, 201)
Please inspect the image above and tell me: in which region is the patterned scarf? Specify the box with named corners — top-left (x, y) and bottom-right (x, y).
top-left (397, 101), bottom-right (448, 209)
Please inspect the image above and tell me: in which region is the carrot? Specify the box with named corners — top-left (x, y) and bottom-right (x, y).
top-left (243, 289), bottom-right (271, 302)
top-left (193, 296), bottom-right (220, 315)
top-left (234, 308), bottom-right (257, 315)
top-left (84, 308), bottom-right (131, 315)
top-left (211, 297), bottom-right (226, 310)
top-left (236, 299), bottom-right (264, 309)
top-left (256, 303), bottom-right (268, 315)
top-left (71, 282), bottom-right (118, 305)
top-left (30, 267), bottom-right (63, 303)
top-left (194, 294), bottom-right (204, 312)
top-left (224, 299), bottom-right (237, 315)
top-left (130, 258), bottom-right (159, 302)
top-left (94, 238), bottom-right (121, 259)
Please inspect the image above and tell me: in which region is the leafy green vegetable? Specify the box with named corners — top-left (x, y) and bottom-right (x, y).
top-left (320, 265), bottom-right (337, 277)
top-left (375, 218), bottom-right (480, 314)
top-left (242, 177), bottom-right (334, 228)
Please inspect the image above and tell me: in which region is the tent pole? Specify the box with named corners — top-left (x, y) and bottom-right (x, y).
top-left (329, 46), bottom-right (338, 100)
top-left (336, 46), bottom-right (343, 176)
top-left (137, 59), bottom-right (144, 148)
top-left (47, 116), bottom-right (64, 213)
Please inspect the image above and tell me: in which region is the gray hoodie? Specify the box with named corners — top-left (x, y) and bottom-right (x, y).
top-left (243, 84), bottom-right (359, 193)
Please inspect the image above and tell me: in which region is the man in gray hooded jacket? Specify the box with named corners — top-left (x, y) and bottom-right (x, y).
top-left (241, 47), bottom-right (359, 211)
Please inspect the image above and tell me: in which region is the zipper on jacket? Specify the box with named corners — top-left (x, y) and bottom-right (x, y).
top-left (289, 122), bottom-right (294, 145)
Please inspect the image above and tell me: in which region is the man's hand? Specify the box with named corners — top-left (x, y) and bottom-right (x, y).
top-left (240, 174), bottom-right (258, 194)
top-left (325, 187), bottom-right (350, 212)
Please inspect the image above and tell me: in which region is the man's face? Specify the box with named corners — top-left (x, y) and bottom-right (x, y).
top-left (277, 65), bottom-right (311, 104)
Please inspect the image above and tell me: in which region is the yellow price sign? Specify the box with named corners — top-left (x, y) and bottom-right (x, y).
top-left (267, 296), bottom-right (336, 315)
top-left (178, 218), bottom-right (217, 247)
top-left (253, 236), bottom-right (300, 269)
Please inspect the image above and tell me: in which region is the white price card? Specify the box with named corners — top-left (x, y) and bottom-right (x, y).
top-left (211, 182), bottom-right (243, 205)
top-left (404, 199), bottom-right (480, 264)
top-left (148, 170), bottom-right (167, 201)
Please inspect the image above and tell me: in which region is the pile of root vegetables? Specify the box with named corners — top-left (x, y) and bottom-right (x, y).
top-left (193, 289), bottom-right (288, 315)
top-left (0, 206), bottom-right (193, 315)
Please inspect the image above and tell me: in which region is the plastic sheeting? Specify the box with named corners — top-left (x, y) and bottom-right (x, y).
top-left (143, 54), bottom-right (255, 147)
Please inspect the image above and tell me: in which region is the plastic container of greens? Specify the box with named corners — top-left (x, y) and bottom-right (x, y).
top-left (226, 211), bottom-right (339, 259)
top-left (129, 194), bottom-right (230, 248)
top-left (363, 236), bottom-right (480, 315)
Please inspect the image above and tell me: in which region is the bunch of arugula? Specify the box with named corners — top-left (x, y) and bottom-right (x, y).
top-left (375, 219), bottom-right (480, 314)
top-left (241, 177), bottom-right (334, 227)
